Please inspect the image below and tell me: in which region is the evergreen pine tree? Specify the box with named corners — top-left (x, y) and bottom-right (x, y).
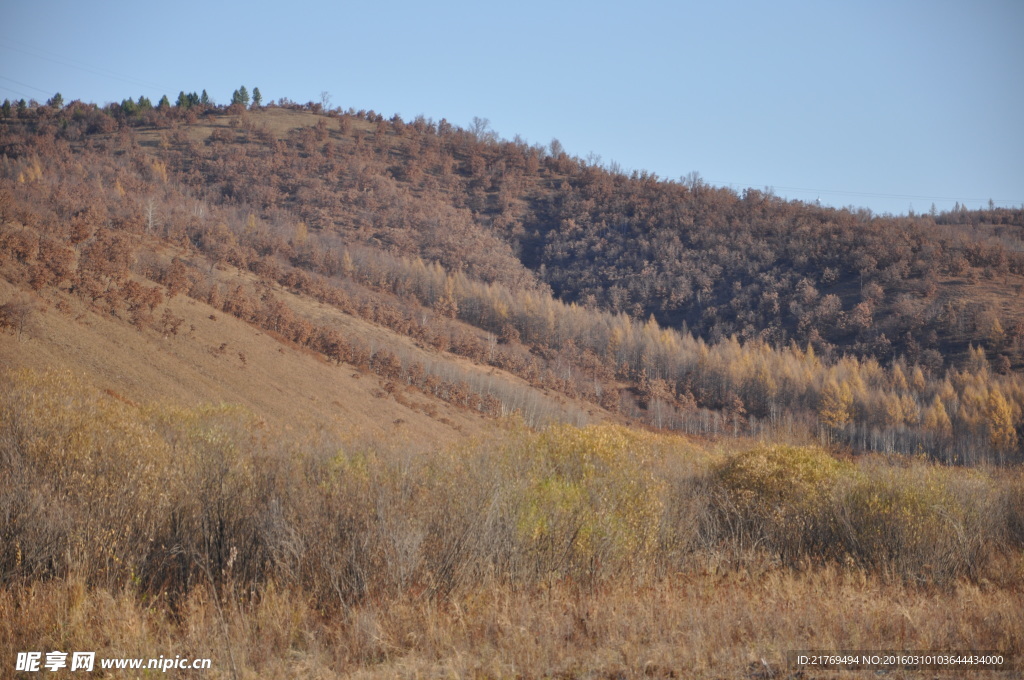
top-left (232, 86), bottom-right (250, 107)
top-left (251, 87), bottom-right (262, 109)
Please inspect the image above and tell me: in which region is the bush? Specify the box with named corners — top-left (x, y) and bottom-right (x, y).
top-left (711, 443), bottom-right (1008, 581)
top-left (836, 460), bottom-right (1008, 581)
top-left (713, 444), bottom-right (847, 564)
top-left (505, 424), bottom-right (666, 581)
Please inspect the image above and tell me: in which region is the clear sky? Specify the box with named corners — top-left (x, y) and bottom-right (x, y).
top-left (2, 0), bottom-right (1022, 216)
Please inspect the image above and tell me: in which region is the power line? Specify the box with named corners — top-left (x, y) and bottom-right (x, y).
top-left (0, 83), bottom-right (36, 100)
top-left (0, 36), bottom-right (173, 96)
top-left (0, 74), bottom-right (52, 97)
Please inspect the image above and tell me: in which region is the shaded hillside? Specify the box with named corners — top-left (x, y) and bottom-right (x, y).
top-left (1, 96), bottom-right (1022, 462)
top-left (524, 177), bottom-right (1024, 363)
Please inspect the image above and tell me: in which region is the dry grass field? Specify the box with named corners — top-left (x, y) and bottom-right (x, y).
top-left (4, 568), bottom-right (1021, 679)
top-left (2, 369), bottom-right (1021, 678)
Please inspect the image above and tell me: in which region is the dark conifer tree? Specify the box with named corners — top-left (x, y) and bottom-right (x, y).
top-left (232, 86), bottom-right (250, 107)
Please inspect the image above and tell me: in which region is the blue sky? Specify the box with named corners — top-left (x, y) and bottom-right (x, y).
top-left (2, 0), bottom-right (1021, 216)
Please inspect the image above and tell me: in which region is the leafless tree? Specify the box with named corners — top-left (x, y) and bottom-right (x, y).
top-left (0, 295), bottom-right (34, 341)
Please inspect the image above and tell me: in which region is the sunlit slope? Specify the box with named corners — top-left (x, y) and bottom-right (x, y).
top-left (0, 276), bottom-right (489, 443)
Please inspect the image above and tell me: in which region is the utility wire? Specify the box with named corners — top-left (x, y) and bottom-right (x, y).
top-left (0, 36), bottom-right (172, 95)
top-left (0, 74), bottom-right (53, 97)
top-left (0, 83), bottom-right (36, 100)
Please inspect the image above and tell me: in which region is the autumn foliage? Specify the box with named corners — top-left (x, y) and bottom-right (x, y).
top-left (0, 96), bottom-right (1022, 464)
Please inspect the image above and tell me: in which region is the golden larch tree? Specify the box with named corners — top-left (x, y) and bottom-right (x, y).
top-left (819, 379), bottom-right (853, 428)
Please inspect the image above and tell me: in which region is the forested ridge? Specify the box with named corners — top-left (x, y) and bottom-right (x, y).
top-left (1, 93), bottom-right (1022, 462)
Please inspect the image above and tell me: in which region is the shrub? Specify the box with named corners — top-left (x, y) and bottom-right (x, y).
top-left (506, 424), bottom-right (666, 581)
top-left (711, 443), bottom-right (1008, 581)
top-left (713, 444), bottom-right (847, 564)
top-left (836, 460), bottom-right (1005, 581)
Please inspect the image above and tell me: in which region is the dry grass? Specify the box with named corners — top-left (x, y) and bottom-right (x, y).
top-left (2, 369), bottom-right (1022, 678)
top-left (132, 106), bottom-right (378, 148)
top-left (3, 572), bottom-right (1021, 679)
top-left (0, 276), bottom-right (492, 446)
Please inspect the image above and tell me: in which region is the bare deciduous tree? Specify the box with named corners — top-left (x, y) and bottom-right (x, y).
top-left (0, 295), bottom-right (34, 341)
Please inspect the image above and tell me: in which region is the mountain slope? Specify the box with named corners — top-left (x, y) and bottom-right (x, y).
top-left (0, 276), bottom-right (491, 443)
top-left (1, 99), bottom-right (1022, 462)
top-left (125, 104), bottom-right (1024, 367)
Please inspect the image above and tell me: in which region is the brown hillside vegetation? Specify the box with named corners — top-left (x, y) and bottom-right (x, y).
top-left (1, 97), bottom-right (1021, 462)
top-left (1, 94), bottom-right (1024, 678)
top-left (0, 215), bottom-right (601, 442)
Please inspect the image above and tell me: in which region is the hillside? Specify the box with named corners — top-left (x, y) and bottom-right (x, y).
top-left (3, 94), bottom-right (1024, 679)
top-left (0, 97), bottom-right (1022, 463)
top-left (127, 103), bottom-right (1024, 366)
top-left (0, 246), bottom-right (602, 446)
